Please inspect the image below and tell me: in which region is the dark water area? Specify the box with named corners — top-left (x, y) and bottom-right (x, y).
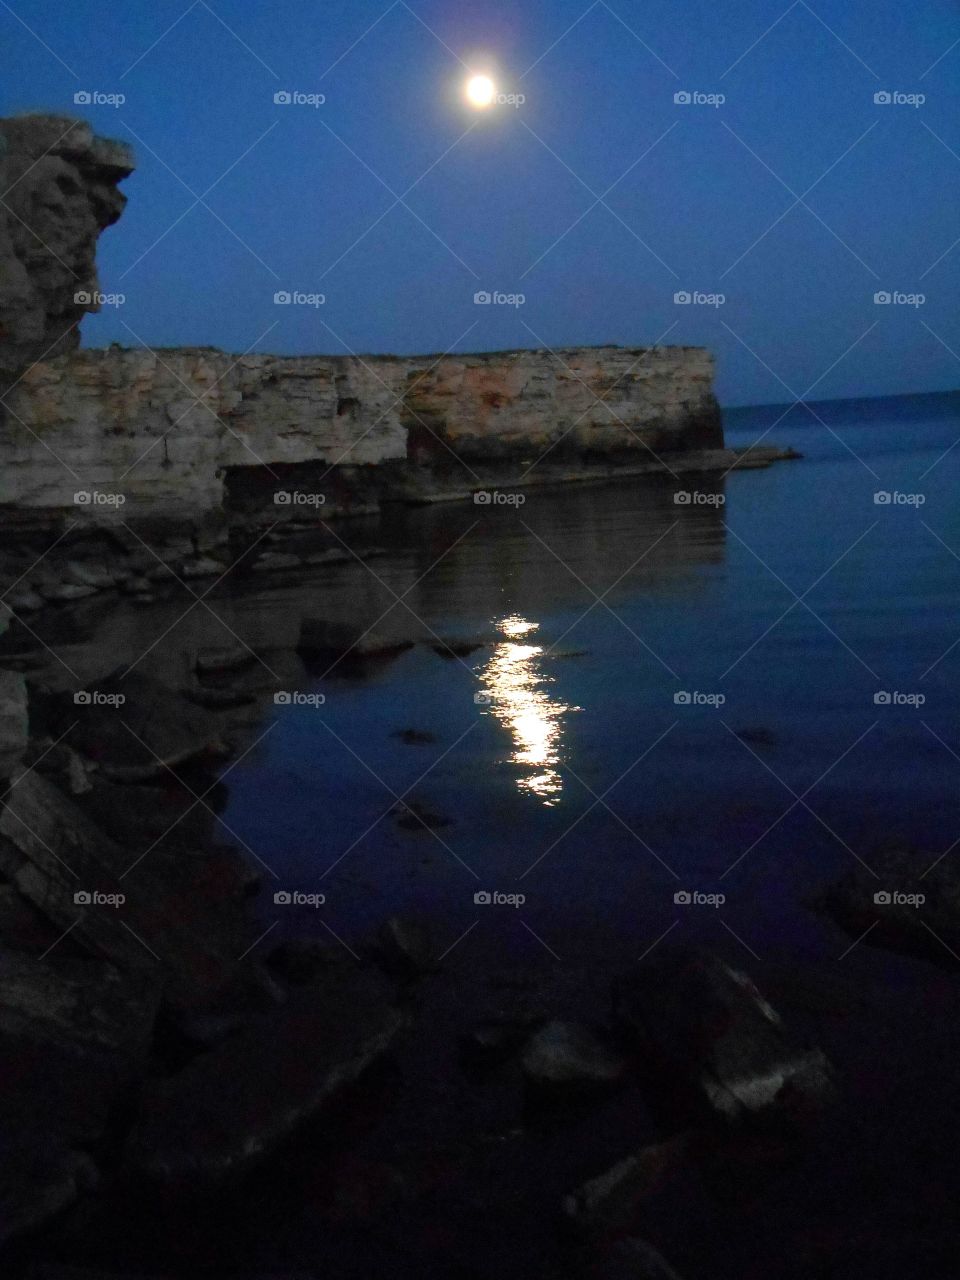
top-left (221, 389), bottom-right (960, 970)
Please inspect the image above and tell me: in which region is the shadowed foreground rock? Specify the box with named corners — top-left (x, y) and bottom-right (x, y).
top-left (612, 949), bottom-right (835, 1123)
top-left (124, 967), bottom-right (404, 1189)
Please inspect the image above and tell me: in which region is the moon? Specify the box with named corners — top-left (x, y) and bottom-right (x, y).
top-left (465, 74), bottom-right (497, 109)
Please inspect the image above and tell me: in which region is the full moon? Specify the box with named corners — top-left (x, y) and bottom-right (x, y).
top-left (465, 74), bottom-right (496, 109)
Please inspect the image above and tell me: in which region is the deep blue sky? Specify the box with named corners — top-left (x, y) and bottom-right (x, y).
top-left (3, 0), bottom-right (958, 404)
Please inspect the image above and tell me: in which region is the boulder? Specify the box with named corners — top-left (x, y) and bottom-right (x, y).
top-left (298, 617), bottom-right (412, 662)
top-left (563, 1134), bottom-right (690, 1234)
top-left (0, 1137), bottom-right (98, 1246)
top-left (372, 914), bottom-right (434, 976)
top-left (612, 949), bottom-right (835, 1123)
top-left (194, 645), bottom-right (256, 675)
top-left (125, 967), bottom-right (404, 1189)
top-left (66, 668), bottom-right (229, 780)
top-left (521, 1019), bottom-right (627, 1090)
top-left (587, 1238), bottom-right (686, 1280)
top-left (0, 669), bottom-right (28, 781)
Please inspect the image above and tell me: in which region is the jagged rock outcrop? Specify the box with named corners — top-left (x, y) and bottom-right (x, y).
top-left (0, 114), bottom-right (133, 394)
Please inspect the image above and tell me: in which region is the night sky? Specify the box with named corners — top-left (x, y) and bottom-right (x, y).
top-left (2, 0), bottom-right (958, 404)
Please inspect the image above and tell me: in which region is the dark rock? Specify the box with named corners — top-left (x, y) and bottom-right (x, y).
top-left (0, 669), bottom-right (28, 780)
top-left (373, 914), bottom-right (434, 976)
top-left (395, 799), bottom-right (451, 831)
top-left (65, 667), bottom-right (230, 780)
top-left (0, 1137), bottom-right (98, 1246)
top-left (391, 727), bottom-right (438, 745)
top-left (563, 1134), bottom-right (690, 1235)
top-left (431, 638), bottom-right (487, 659)
top-left (266, 937), bottom-right (348, 985)
top-left (298, 617), bottom-right (413, 662)
top-left (183, 684), bottom-right (255, 710)
top-left (612, 949), bottom-right (835, 1123)
top-left (194, 645), bottom-right (256, 675)
top-left (460, 1017), bottom-right (533, 1064)
top-left (124, 967), bottom-right (404, 1189)
top-left (587, 1237), bottom-right (686, 1279)
top-left (521, 1019), bottom-right (627, 1090)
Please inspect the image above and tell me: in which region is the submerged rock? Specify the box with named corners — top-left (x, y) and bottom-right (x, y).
top-left (298, 617), bottom-right (413, 662)
top-left (124, 967), bottom-right (404, 1189)
top-left (521, 1019), bottom-right (627, 1090)
top-left (612, 949), bottom-right (835, 1123)
top-left (815, 844), bottom-right (960, 970)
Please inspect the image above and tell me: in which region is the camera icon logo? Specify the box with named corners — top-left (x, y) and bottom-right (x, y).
top-left (873, 491), bottom-right (892, 504)
top-left (473, 490), bottom-right (492, 504)
top-left (874, 691), bottom-right (891, 704)
top-left (673, 691), bottom-right (691, 705)
top-left (474, 691), bottom-right (492, 705)
top-left (74, 90), bottom-right (92, 105)
top-left (74, 289), bottom-right (93, 305)
top-left (474, 890), bottom-right (492, 904)
top-left (73, 890), bottom-right (92, 904)
top-left (73, 490), bottom-right (91, 504)
top-left (473, 290), bottom-right (492, 304)
top-left (274, 90), bottom-right (292, 104)
top-left (674, 889), bottom-right (692, 904)
top-left (674, 490), bottom-right (691, 504)
top-left (874, 291), bottom-right (892, 304)
top-left (274, 290), bottom-right (292, 304)
top-left (274, 890), bottom-right (292, 904)
top-left (274, 490), bottom-right (292, 504)
top-left (274, 691), bottom-right (292, 705)
top-left (73, 691), bottom-right (92, 705)
top-left (874, 890), bottom-right (892, 904)
top-left (674, 91), bottom-right (691, 104)
top-left (874, 91), bottom-right (891, 105)
top-left (673, 290), bottom-right (692, 304)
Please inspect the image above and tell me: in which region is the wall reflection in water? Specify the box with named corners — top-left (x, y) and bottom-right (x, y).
top-left (476, 614), bottom-right (581, 806)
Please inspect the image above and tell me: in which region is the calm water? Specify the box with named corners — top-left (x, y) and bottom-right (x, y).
top-left (222, 389), bottom-right (960, 968)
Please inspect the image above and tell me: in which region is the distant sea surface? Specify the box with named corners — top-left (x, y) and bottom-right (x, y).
top-left (224, 388), bottom-right (960, 968)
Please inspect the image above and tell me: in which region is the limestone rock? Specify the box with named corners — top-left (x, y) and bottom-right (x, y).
top-left (124, 968), bottom-right (404, 1189)
top-left (612, 949), bottom-right (835, 1122)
